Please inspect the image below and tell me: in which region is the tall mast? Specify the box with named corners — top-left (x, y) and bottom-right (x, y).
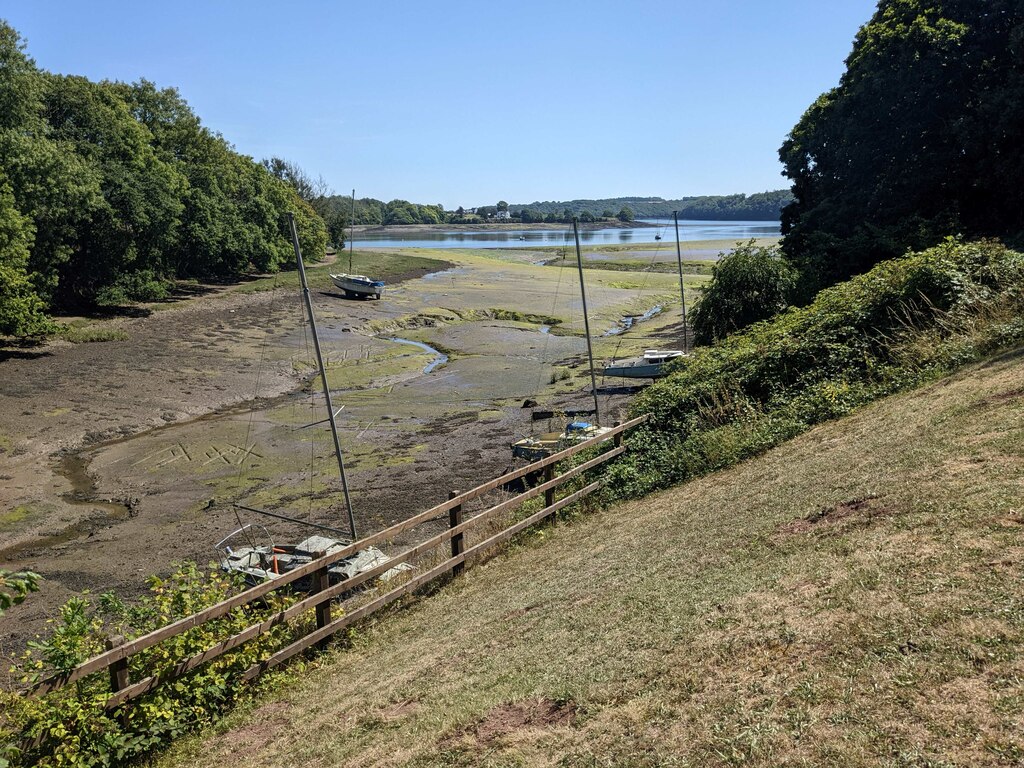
top-left (287, 212), bottom-right (358, 540)
top-left (673, 210), bottom-right (689, 353)
top-left (348, 189), bottom-right (356, 274)
top-left (572, 218), bottom-right (601, 424)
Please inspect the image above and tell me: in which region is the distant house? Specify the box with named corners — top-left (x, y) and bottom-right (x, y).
top-left (495, 210), bottom-right (510, 220)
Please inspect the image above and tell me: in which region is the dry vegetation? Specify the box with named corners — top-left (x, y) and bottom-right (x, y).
top-left (157, 347), bottom-right (1024, 767)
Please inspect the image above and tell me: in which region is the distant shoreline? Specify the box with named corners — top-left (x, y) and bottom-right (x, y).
top-left (351, 220), bottom-right (660, 234)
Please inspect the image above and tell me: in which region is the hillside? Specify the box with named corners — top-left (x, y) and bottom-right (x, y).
top-left (158, 346), bottom-right (1024, 767)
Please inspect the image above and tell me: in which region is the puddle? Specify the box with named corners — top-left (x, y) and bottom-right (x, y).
top-left (422, 267), bottom-right (469, 281)
top-left (387, 337), bottom-right (448, 373)
top-left (603, 305), bottom-right (664, 337)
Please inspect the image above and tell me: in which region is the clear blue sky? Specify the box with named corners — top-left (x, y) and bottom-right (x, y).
top-left (3, 1), bottom-right (878, 209)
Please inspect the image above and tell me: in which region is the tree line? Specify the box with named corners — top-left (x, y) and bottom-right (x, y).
top-left (779, 0), bottom-right (1024, 299)
top-left (0, 21), bottom-right (326, 337)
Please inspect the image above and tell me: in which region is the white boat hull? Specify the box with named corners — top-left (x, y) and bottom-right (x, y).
top-left (331, 273), bottom-right (384, 299)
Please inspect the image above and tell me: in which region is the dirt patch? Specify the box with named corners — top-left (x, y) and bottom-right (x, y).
top-left (219, 700), bottom-right (293, 753)
top-left (776, 495), bottom-right (891, 537)
top-left (446, 698), bottom-right (577, 747)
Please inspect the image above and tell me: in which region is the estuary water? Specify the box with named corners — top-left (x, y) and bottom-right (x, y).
top-left (354, 219), bottom-right (781, 249)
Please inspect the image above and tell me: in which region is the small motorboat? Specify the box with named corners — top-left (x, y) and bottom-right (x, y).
top-left (602, 349), bottom-right (687, 379)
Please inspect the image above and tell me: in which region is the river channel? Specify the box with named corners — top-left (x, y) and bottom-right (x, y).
top-left (355, 219), bottom-right (781, 249)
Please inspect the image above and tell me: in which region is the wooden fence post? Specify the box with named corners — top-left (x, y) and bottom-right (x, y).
top-left (106, 636), bottom-right (129, 694)
top-left (449, 490), bottom-right (465, 576)
top-left (613, 420), bottom-right (622, 448)
top-left (544, 463), bottom-right (557, 523)
top-left (312, 552), bottom-right (331, 646)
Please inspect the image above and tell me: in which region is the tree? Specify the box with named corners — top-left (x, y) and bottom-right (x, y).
top-left (579, 209), bottom-right (596, 223)
top-left (690, 240), bottom-right (797, 345)
top-left (602, 209), bottom-right (615, 219)
top-left (496, 200), bottom-right (509, 213)
top-left (617, 206), bottom-right (635, 222)
top-left (779, 0), bottom-right (1024, 298)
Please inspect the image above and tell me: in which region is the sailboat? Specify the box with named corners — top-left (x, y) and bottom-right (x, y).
top-left (601, 210), bottom-right (690, 379)
top-left (218, 212), bottom-right (408, 588)
top-left (511, 218), bottom-right (612, 461)
top-left (330, 189), bottom-right (385, 300)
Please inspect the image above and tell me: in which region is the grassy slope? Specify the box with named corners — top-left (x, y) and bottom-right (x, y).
top-left (160, 348), bottom-right (1024, 767)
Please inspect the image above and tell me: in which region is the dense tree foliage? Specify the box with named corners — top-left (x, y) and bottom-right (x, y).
top-left (690, 241), bottom-right (797, 345)
top-left (0, 22), bottom-right (326, 335)
top-left (780, 0), bottom-right (1024, 298)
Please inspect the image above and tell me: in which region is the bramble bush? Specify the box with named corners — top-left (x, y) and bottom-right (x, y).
top-left (607, 239), bottom-right (1024, 498)
top-left (0, 563), bottom-right (305, 768)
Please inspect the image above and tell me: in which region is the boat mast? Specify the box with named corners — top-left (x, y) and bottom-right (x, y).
top-left (348, 189), bottom-right (356, 274)
top-left (672, 210), bottom-right (689, 353)
top-left (572, 217), bottom-right (601, 425)
top-left (287, 212), bottom-right (358, 540)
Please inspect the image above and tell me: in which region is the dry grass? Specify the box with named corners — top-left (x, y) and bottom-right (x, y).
top-left (157, 347), bottom-right (1024, 767)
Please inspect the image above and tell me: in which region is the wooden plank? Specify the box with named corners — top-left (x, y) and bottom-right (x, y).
top-left (240, 480), bottom-right (603, 682)
top-left (33, 415), bottom-right (647, 697)
top-left (102, 448), bottom-right (626, 708)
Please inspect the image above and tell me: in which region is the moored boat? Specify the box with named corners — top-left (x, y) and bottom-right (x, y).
top-left (602, 349), bottom-right (687, 379)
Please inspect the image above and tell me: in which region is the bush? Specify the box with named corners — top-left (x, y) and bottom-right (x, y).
top-left (0, 563), bottom-right (303, 767)
top-left (690, 240), bottom-right (797, 345)
top-left (608, 239), bottom-right (1024, 498)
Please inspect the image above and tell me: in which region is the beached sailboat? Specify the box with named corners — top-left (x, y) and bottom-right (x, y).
top-left (218, 212), bottom-right (408, 587)
top-left (329, 273), bottom-right (385, 299)
top-left (601, 210), bottom-right (690, 379)
top-left (330, 189), bottom-right (385, 300)
top-left (511, 218), bottom-right (612, 460)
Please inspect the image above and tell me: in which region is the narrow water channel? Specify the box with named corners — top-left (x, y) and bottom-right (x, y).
top-left (386, 337), bottom-right (448, 373)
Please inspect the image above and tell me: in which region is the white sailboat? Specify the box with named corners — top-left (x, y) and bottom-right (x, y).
top-left (218, 212), bottom-right (408, 587)
top-left (602, 210), bottom-right (690, 379)
top-left (512, 218), bottom-right (612, 460)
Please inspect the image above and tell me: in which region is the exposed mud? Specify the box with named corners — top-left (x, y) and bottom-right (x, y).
top-left (0, 250), bottom-right (667, 668)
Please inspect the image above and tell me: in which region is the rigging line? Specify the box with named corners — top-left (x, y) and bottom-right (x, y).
top-left (608, 224), bottom-right (666, 366)
top-left (234, 271), bottom-right (281, 549)
top-left (298, 290), bottom-right (316, 521)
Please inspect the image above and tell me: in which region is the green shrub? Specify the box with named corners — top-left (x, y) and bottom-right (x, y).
top-left (690, 240), bottom-right (797, 345)
top-left (0, 563), bottom-right (303, 767)
top-left (608, 238), bottom-right (1024, 498)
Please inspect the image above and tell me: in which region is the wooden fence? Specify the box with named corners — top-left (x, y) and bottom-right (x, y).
top-left (24, 414), bottom-right (648, 709)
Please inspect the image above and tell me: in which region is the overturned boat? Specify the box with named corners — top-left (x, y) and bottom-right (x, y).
top-left (330, 272), bottom-right (384, 299)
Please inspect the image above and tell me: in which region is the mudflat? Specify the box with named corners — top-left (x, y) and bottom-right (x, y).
top-left (0, 245), bottom-right (704, 662)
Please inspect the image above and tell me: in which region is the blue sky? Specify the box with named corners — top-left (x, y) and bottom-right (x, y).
top-left (3, 1), bottom-right (878, 208)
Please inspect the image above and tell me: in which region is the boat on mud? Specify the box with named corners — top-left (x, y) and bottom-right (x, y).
top-left (217, 527), bottom-right (409, 588)
top-left (219, 213), bottom-right (399, 591)
top-left (511, 421), bottom-right (613, 461)
top-left (602, 211), bottom-right (691, 380)
top-left (330, 272), bottom-right (385, 299)
top-left (602, 349), bottom-right (687, 379)
top-left (511, 218), bottom-right (613, 462)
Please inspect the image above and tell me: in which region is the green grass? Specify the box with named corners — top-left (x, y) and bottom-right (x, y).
top-left (156, 348), bottom-right (1024, 767)
top-left (230, 250), bottom-right (451, 294)
top-left (53, 320), bottom-right (129, 343)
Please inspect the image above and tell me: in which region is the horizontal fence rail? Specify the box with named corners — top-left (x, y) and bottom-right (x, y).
top-left (23, 414), bottom-right (649, 707)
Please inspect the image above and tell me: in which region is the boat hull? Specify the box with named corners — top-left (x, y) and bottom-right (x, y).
top-left (601, 361), bottom-right (668, 379)
top-left (330, 274), bottom-right (384, 299)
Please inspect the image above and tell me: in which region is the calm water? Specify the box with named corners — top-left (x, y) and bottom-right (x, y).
top-left (354, 219), bottom-right (781, 249)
